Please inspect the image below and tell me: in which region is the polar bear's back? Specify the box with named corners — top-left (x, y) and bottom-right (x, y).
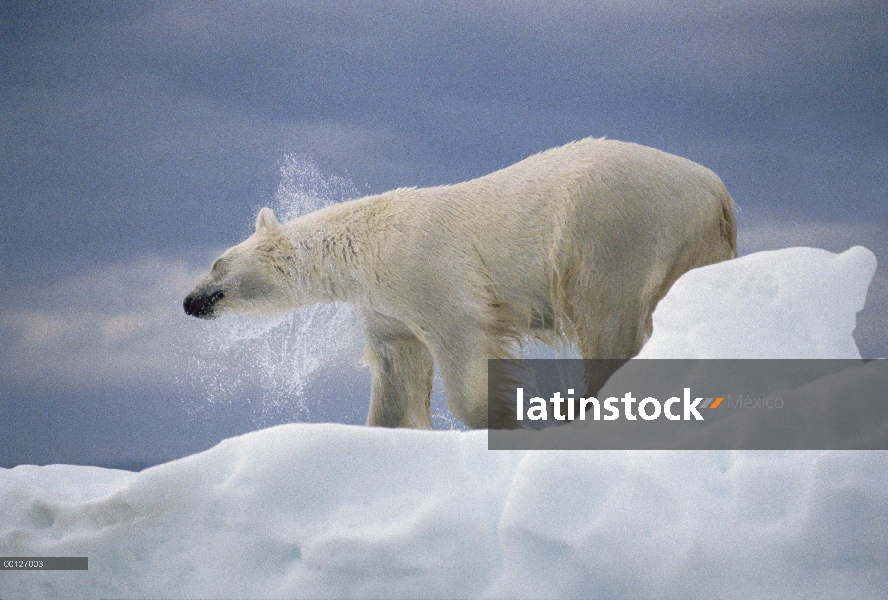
top-left (407, 137), bottom-right (731, 243)
top-left (404, 137), bottom-right (734, 298)
top-left (356, 138), bottom-right (734, 352)
top-left (465, 137), bottom-right (728, 223)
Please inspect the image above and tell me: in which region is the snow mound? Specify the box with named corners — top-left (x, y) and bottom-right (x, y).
top-left (1, 247), bottom-right (884, 599)
top-left (638, 246), bottom-right (877, 359)
top-left (1, 426), bottom-right (520, 599)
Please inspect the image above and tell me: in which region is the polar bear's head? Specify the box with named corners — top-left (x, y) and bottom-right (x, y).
top-left (184, 208), bottom-right (294, 319)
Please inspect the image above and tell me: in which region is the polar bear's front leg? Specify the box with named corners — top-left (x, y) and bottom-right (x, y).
top-left (426, 325), bottom-right (518, 430)
top-left (360, 310), bottom-right (434, 429)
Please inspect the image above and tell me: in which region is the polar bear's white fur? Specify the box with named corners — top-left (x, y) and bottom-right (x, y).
top-left (184, 138), bottom-right (736, 429)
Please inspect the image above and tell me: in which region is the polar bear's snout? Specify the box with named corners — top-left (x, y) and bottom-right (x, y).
top-left (183, 290), bottom-right (224, 319)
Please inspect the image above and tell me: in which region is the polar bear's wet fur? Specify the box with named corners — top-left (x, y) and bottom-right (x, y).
top-left (184, 138), bottom-right (736, 429)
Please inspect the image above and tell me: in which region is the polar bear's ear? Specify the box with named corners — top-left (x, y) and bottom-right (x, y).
top-left (255, 207), bottom-right (280, 233)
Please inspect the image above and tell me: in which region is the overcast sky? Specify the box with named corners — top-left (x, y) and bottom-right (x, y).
top-left (1, 1), bottom-right (886, 468)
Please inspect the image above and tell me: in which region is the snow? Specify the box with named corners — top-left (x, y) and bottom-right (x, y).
top-left (637, 246), bottom-right (877, 359)
top-left (1, 246), bottom-right (885, 599)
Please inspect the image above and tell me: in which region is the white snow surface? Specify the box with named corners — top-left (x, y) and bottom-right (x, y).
top-left (637, 246), bottom-right (877, 359)
top-left (1, 246), bottom-right (885, 599)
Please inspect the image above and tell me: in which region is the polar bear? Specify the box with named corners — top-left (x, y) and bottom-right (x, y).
top-left (184, 138), bottom-right (736, 429)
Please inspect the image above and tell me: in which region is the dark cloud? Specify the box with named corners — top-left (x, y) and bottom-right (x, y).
top-left (2, 2), bottom-right (884, 279)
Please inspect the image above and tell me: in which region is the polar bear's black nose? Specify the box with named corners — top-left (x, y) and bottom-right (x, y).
top-left (183, 290), bottom-right (224, 318)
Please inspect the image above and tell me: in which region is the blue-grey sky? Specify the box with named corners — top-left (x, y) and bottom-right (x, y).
top-left (1, 1), bottom-right (886, 468)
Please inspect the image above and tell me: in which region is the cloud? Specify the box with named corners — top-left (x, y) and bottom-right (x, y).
top-left (3, 1), bottom-right (883, 241)
top-left (0, 250), bottom-right (371, 467)
top-left (0, 252), bottom-right (368, 421)
top-left (0, 70), bottom-right (412, 285)
top-left (123, 1), bottom-right (885, 102)
top-left (0, 256), bottom-right (206, 388)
